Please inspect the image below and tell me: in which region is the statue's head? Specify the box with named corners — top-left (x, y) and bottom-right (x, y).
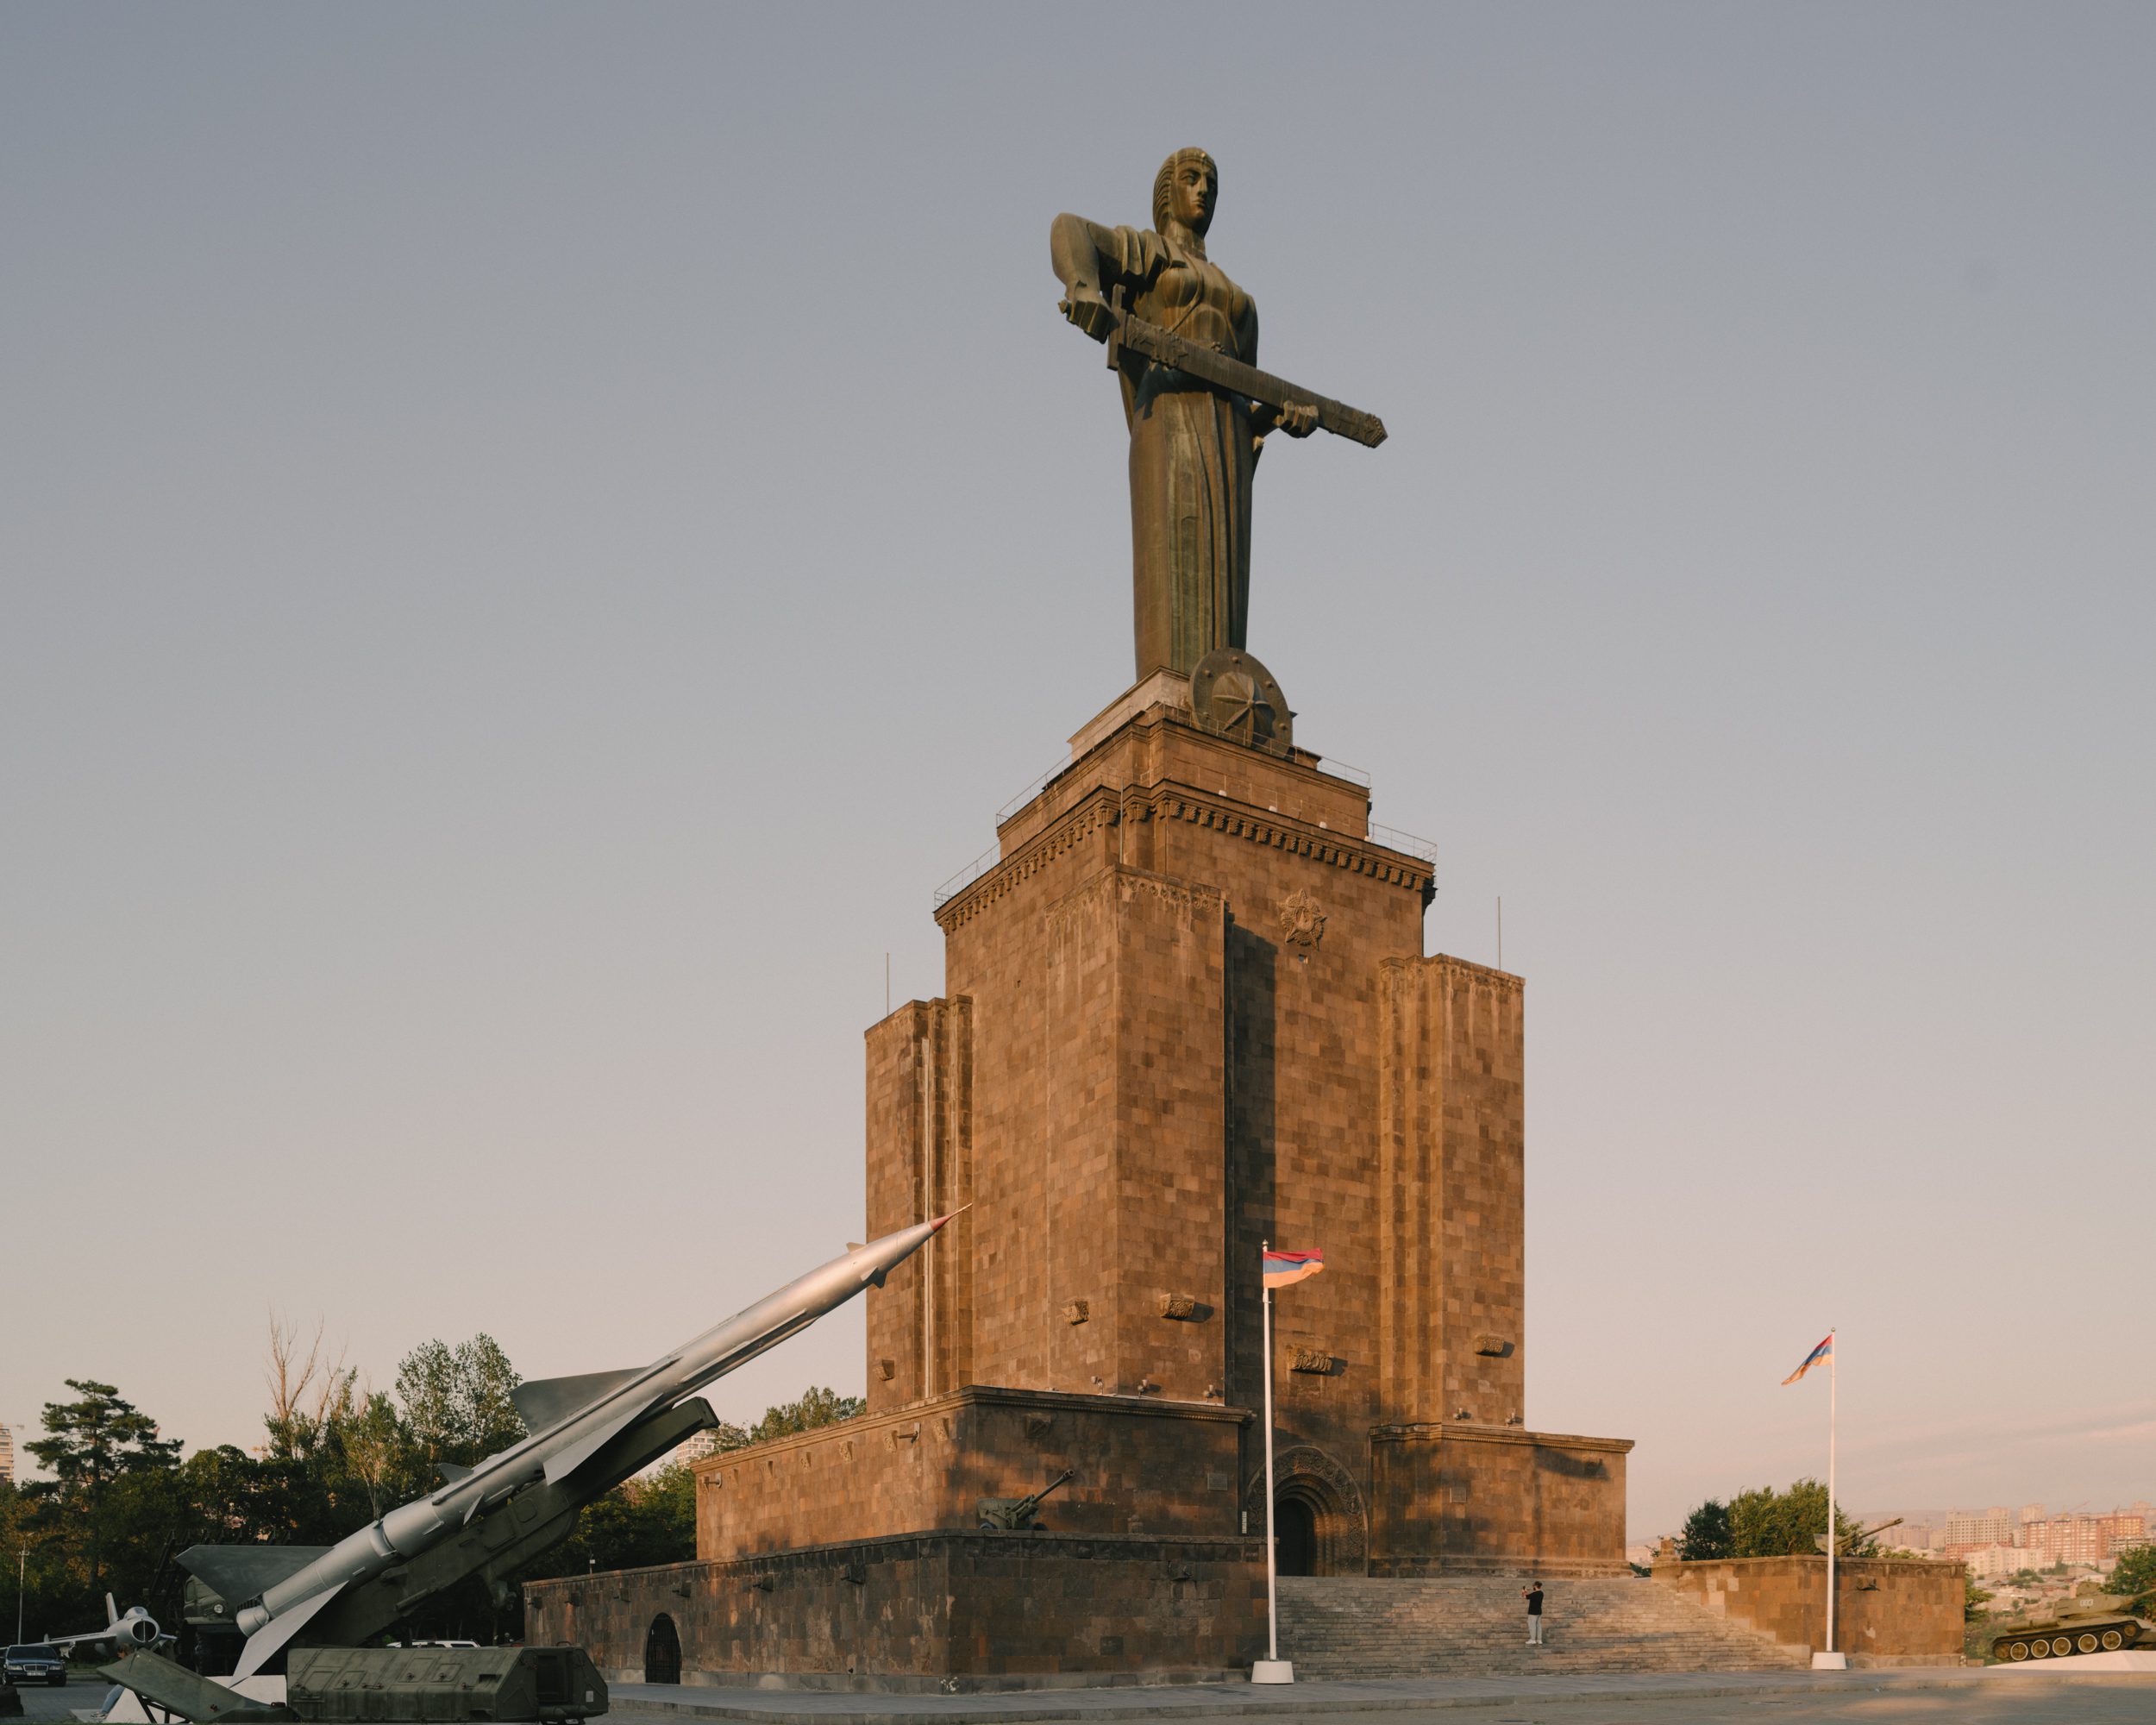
top-left (1152, 148), bottom-right (1218, 237)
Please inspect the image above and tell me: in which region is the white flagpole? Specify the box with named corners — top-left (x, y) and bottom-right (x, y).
top-left (1263, 1258), bottom-right (1279, 1661)
top-left (1827, 1329), bottom-right (1838, 1658)
top-left (1251, 1242), bottom-right (1292, 1683)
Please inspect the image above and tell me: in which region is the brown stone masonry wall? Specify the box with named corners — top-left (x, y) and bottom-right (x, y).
top-left (1368, 1422), bottom-right (1632, 1575)
top-left (829, 704), bottom-right (1631, 1594)
top-left (526, 1531), bottom-right (1266, 1685)
top-left (1376, 957), bottom-right (1526, 1427)
top-left (694, 1388), bottom-right (1246, 1560)
top-left (934, 713), bottom-right (1440, 1510)
top-left (993, 714), bottom-right (1377, 858)
top-left (1084, 869), bottom-right (1226, 1405)
top-left (864, 999), bottom-right (973, 1414)
top-left (1652, 1556), bottom-right (1966, 1665)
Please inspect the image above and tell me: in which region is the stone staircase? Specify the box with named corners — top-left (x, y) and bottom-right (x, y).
top-left (1277, 1576), bottom-right (1809, 1678)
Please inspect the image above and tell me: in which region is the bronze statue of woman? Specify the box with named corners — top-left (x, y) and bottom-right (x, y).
top-left (1052, 149), bottom-right (1317, 685)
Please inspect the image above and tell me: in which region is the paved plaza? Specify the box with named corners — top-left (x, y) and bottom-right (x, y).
top-left (608, 1670), bottom-right (2156, 1725)
top-left (15, 1665), bottom-right (2156, 1725)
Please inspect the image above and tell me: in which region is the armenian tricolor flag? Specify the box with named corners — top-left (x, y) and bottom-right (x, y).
top-left (1782, 1333), bottom-right (1833, 1384)
top-left (1263, 1248), bottom-right (1325, 1289)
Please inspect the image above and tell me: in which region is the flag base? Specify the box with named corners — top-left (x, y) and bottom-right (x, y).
top-left (1810, 1651), bottom-right (1847, 1670)
top-left (1251, 1660), bottom-right (1294, 1684)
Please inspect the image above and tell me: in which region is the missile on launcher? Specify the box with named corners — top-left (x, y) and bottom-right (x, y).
top-left (173, 1214), bottom-right (959, 1678)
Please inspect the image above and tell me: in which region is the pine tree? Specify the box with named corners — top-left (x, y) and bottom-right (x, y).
top-left (25, 1381), bottom-right (181, 1593)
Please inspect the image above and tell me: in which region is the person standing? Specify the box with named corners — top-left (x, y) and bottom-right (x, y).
top-left (1524, 1579), bottom-right (1545, 1646)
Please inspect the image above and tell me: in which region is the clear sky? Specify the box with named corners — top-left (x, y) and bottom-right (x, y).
top-left (3, 4), bottom-right (2150, 1541)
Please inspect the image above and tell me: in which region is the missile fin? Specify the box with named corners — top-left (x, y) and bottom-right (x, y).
top-left (232, 1579), bottom-right (344, 1678)
top-left (437, 1462), bottom-right (473, 1484)
top-left (179, 1544), bottom-right (330, 1609)
top-left (541, 1404), bottom-right (648, 1485)
top-left (102, 1652), bottom-right (290, 1725)
top-left (511, 1367), bottom-right (648, 1433)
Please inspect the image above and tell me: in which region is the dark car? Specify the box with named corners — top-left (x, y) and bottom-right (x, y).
top-left (3, 1644), bottom-right (66, 1685)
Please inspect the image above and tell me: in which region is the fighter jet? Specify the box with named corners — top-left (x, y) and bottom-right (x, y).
top-left (179, 1214), bottom-right (958, 1678)
top-left (46, 1596), bottom-right (167, 1657)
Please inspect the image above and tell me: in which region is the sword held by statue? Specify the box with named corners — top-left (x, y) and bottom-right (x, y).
top-left (1061, 285), bottom-right (1388, 450)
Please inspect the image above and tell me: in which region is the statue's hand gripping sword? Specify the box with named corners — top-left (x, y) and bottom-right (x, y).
top-left (1066, 285), bottom-right (1388, 449)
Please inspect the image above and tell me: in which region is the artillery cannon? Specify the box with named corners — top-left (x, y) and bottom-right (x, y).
top-left (1812, 1515), bottom-right (1902, 1556)
top-left (977, 1470), bottom-right (1075, 1533)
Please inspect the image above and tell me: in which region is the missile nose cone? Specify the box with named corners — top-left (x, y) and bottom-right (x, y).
top-left (854, 1210), bottom-right (963, 1289)
top-left (929, 1204), bottom-right (972, 1233)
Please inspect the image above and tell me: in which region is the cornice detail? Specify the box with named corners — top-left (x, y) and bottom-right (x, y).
top-left (937, 783), bottom-right (1433, 932)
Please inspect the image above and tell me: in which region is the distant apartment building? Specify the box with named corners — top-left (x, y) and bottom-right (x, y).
top-left (0, 1422), bottom-right (12, 1485)
top-left (1945, 1507), bottom-right (2017, 1547)
top-left (1966, 1543), bottom-right (2053, 1579)
top-left (2119, 1505), bottom-right (2156, 1555)
top-left (2020, 1502), bottom-right (2046, 1526)
top-left (2016, 1511), bottom-right (2147, 1564)
top-left (678, 1428), bottom-right (736, 1465)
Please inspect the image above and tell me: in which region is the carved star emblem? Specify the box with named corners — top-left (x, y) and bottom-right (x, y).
top-left (1208, 670), bottom-right (1267, 743)
top-left (1278, 888), bottom-right (1326, 948)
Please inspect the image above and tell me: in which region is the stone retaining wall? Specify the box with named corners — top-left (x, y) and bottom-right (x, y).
top-left (1368, 1423), bottom-right (1633, 1576)
top-left (693, 1387), bottom-right (1246, 1560)
top-left (524, 1530), bottom-right (1267, 1686)
top-left (1652, 1555), bottom-right (1965, 1665)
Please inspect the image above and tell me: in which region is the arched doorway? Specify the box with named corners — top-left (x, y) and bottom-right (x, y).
top-left (1244, 1446), bottom-right (1369, 1577)
top-left (643, 1613), bottom-right (681, 1685)
top-left (1275, 1496), bottom-right (1318, 1576)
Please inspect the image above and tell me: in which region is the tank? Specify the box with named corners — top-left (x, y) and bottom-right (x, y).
top-left (1990, 1602), bottom-right (2147, 1662)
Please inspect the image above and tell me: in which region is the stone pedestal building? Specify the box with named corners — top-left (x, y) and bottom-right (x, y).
top-left (833, 672), bottom-right (1628, 1575)
top-left (529, 672), bottom-right (1631, 1684)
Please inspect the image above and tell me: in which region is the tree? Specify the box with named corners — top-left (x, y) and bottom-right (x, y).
top-left (1727, 1480), bottom-right (1877, 1559)
top-left (2111, 1543), bottom-right (2156, 1609)
top-left (0, 1480), bottom-right (38, 1643)
top-left (1965, 1575), bottom-right (1993, 1622)
top-left (262, 1314), bottom-right (353, 1462)
top-left (525, 1463), bottom-right (699, 1582)
top-left (338, 1389), bottom-right (407, 1520)
top-left (745, 1387), bottom-right (864, 1445)
top-left (701, 1419), bottom-right (752, 1455)
top-left (1679, 1498), bottom-right (1733, 1560)
top-left (394, 1336), bottom-right (524, 1485)
top-left (24, 1381), bottom-right (181, 1594)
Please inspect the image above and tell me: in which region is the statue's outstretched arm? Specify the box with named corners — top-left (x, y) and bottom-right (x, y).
top-left (1242, 305), bottom-right (1317, 450)
top-left (1050, 213), bottom-right (1125, 342)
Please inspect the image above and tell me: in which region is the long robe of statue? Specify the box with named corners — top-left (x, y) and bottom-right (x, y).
top-left (1051, 147), bottom-right (1318, 682)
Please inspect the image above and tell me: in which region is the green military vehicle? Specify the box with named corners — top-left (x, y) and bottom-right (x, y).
top-left (1990, 1601), bottom-right (2147, 1662)
top-left (101, 1646), bottom-right (605, 1723)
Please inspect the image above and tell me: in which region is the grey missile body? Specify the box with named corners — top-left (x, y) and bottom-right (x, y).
top-left (228, 1214), bottom-right (955, 1675)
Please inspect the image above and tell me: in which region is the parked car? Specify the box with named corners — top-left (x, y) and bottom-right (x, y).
top-left (4, 1644), bottom-right (67, 1685)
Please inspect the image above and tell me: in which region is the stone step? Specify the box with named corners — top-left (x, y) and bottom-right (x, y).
top-left (1274, 1578), bottom-right (1808, 1678)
